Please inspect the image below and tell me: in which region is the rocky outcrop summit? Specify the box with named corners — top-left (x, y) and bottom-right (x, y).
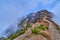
top-left (8, 10), bottom-right (60, 40)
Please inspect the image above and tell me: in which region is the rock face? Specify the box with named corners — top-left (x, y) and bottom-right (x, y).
top-left (27, 12), bottom-right (36, 23)
top-left (14, 10), bottom-right (60, 40)
top-left (26, 10), bottom-right (53, 23)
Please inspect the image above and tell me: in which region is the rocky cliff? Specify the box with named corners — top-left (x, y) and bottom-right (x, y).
top-left (8, 10), bottom-right (60, 40)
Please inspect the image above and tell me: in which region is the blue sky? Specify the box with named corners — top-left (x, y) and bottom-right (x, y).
top-left (0, 0), bottom-right (60, 36)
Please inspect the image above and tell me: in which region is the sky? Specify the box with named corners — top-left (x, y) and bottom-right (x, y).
top-left (0, 0), bottom-right (60, 36)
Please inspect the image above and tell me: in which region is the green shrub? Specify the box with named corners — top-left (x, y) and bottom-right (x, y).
top-left (38, 24), bottom-right (49, 30)
top-left (31, 24), bottom-right (49, 34)
top-left (31, 28), bottom-right (39, 34)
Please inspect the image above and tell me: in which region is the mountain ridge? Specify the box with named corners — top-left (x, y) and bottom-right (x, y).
top-left (1, 9), bottom-right (60, 40)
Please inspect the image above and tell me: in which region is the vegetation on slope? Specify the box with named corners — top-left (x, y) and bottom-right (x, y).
top-left (8, 29), bottom-right (26, 40)
top-left (7, 23), bottom-right (32, 40)
top-left (31, 24), bottom-right (49, 34)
